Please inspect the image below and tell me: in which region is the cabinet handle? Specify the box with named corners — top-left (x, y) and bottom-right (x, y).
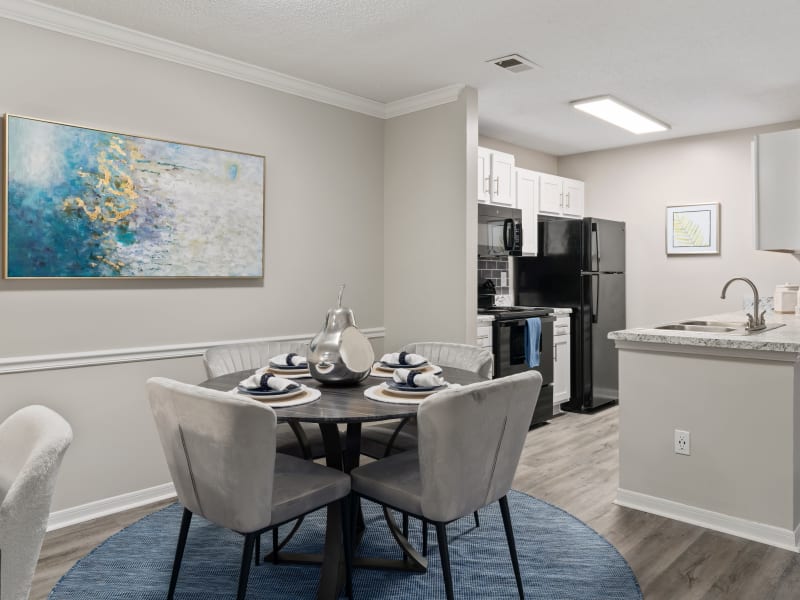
top-left (559, 192), bottom-right (563, 207)
top-left (494, 176), bottom-right (500, 195)
top-left (483, 177), bottom-right (490, 194)
top-left (566, 192), bottom-right (570, 207)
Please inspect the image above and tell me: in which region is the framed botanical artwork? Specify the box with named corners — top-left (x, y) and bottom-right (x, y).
top-left (3, 114), bottom-right (265, 278)
top-left (665, 203), bottom-right (720, 255)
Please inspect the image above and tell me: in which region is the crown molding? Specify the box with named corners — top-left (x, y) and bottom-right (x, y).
top-left (0, 0), bottom-right (465, 119)
top-left (384, 84), bottom-right (466, 118)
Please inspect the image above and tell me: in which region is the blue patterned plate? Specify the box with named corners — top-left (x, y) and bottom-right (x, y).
top-left (379, 360), bottom-right (428, 369)
top-left (237, 385), bottom-right (302, 397)
top-left (268, 361), bottom-right (309, 370)
top-left (386, 381), bottom-right (445, 393)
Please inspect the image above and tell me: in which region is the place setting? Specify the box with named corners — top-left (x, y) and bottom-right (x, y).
top-left (370, 351), bottom-right (443, 378)
top-left (260, 352), bottom-right (314, 378)
top-left (231, 353), bottom-right (320, 407)
top-left (365, 363), bottom-right (456, 405)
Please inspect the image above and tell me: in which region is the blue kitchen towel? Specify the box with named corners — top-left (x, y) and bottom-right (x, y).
top-left (524, 317), bottom-right (541, 368)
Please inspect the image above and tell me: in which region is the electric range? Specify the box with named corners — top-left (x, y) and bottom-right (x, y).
top-left (478, 306), bottom-right (555, 426)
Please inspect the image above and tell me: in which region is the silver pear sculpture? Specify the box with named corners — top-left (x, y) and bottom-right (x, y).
top-left (308, 284), bottom-right (375, 384)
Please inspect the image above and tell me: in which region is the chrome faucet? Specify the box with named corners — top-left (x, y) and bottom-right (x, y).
top-left (720, 277), bottom-right (766, 331)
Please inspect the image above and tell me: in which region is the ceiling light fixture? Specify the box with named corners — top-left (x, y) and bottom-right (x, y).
top-left (571, 95), bottom-right (670, 134)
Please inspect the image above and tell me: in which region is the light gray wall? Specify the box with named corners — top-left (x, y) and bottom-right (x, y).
top-left (383, 88), bottom-right (478, 349)
top-left (618, 346), bottom-right (798, 530)
top-left (558, 124), bottom-right (800, 328)
top-left (0, 18), bottom-right (385, 511)
top-left (479, 135), bottom-right (558, 174)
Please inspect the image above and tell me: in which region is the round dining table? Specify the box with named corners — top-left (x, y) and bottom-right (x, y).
top-left (200, 365), bottom-right (484, 600)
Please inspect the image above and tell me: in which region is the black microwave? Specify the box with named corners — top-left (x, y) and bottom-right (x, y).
top-left (478, 204), bottom-right (523, 256)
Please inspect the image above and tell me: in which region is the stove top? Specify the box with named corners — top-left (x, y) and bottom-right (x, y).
top-left (478, 306), bottom-right (552, 320)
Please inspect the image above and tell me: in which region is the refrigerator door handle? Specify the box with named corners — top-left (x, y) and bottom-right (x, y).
top-left (592, 222), bottom-right (600, 272)
top-left (591, 273), bottom-right (600, 324)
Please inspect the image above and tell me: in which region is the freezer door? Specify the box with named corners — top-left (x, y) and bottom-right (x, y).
top-left (589, 273), bottom-right (625, 408)
top-left (584, 219), bottom-right (626, 273)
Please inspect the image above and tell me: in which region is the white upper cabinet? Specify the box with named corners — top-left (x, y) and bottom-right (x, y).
top-left (477, 146), bottom-right (491, 203)
top-left (538, 174), bottom-right (585, 219)
top-left (490, 150), bottom-right (516, 206)
top-left (754, 129), bottom-right (800, 252)
top-left (562, 178), bottom-right (585, 218)
top-left (515, 168), bottom-right (539, 255)
top-left (477, 147), bottom-right (516, 206)
top-left (539, 174), bottom-right (564, 215)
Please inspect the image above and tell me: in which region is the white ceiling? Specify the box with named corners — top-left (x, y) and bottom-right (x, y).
top-left (31, 0), bottom-right (800, 155)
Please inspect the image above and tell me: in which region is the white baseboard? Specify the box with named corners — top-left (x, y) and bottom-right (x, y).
top-left (615, 488), bottom-right (800, 552)
top-left (47, 482), bottom-right (176, 532)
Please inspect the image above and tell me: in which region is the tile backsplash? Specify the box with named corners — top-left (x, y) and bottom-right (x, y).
top-left (478, 257), bottom-right (509, 296)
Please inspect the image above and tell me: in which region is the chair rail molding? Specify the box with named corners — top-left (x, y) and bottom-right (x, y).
top-left (0, 328), bottom-right (386, 374)
top-left (0, 0), bottom-right (464, 119)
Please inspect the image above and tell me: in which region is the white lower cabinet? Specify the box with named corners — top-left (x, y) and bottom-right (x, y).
top-left (553, 315), bottom-right (571, 410)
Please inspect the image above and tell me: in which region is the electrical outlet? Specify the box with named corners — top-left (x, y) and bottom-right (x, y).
top-left (674, 430), bottom-right (691, 455)
top-left (500, 272), bottom-right (508, 287)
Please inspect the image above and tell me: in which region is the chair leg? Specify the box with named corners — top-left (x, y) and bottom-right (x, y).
top-left (167, 508), bottom-right (193, 600)
top-left (340, 498), bottom-right (354, 599)
top-left (237, 533), bottom-right (256, 600)
top-left (499, 495), bottom-right (525, 600)
top-left (402, 512), bottom-right (409, 560)
top-left (272, 527), bottom-right (280, 564)
top-left (255, 534), bottom-right (261, 566)
top-left (435, 522), bottom-right (455, 600)
top-left (422, 520), bottom-right (428, 557)
top-left (473, 510), bottom-right (480, 528)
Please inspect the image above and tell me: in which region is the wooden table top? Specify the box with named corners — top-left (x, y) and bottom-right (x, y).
top-left (199, 366), bottom-right (483, 424)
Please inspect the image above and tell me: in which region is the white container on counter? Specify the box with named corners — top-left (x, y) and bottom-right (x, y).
top-left (774, 283), bottom-right (799, 313)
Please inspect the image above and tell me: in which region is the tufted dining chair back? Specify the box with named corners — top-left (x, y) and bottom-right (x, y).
top-left (203, 341), bottom-right (310, 378)
top-left (401, 342), bottom-right (493, 379)
top-left (147, 378), bottom-right (278, 533)
top-left (0, 405), bottom-right (72, 600)
top-left (416, 370), bottom-right (542, 523)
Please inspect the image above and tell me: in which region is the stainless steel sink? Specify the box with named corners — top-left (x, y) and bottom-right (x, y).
top-left (654, 320), bottom-right (786, 335)
top-left (656, 324), bottom-right (738, 333)
top-left (680, 320), bottom-right (744, 328)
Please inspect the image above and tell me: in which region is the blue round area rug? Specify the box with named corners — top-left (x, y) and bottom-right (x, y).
top-left (49, 490), bottom-right (641, 599)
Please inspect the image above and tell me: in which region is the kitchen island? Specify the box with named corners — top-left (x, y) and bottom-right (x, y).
top-left (610, 311), bottom-right (800, 551)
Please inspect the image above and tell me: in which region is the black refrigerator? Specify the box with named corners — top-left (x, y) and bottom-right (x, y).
top-left (515, 217), bottom-right (625, 412)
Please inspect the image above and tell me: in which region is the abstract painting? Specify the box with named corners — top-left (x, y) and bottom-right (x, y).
top-left (665, 203), bottom-right (720, 255)
top-left (4, 114), bottom-right (264, 278)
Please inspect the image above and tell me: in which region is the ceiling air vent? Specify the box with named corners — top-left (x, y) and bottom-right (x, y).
top-left (487, 54), bottom-right (539, 73)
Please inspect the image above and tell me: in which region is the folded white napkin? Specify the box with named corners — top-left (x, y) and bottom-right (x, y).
top-left (239, 372), bottom-right (298, 391)
top-left (271, 353), bottom-right (308, 367)
top-left (380, 351), bottom-right (427, 366)
top-left (393, 368), bottom-right (445, 388)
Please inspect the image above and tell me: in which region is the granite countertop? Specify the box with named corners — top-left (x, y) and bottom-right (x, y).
top-left (609, 310), bottom-right (800, 353)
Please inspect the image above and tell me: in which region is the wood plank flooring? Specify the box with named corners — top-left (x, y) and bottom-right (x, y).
top-left (31, 406), bottom-right (799, 599)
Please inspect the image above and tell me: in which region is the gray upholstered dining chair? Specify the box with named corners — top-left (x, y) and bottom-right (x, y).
top-left (360, 342), bottom-right (493, 459)
top-left (147, 378), bottom-right (352, 600)
top-left (203, 341), bottom-right (327, 460)
top-left (0, 405), bottom-right (73, 600)
top-left (361, 342), bottom-right (494, 535)
top-left (350, 370), bottom-right (542, 600)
